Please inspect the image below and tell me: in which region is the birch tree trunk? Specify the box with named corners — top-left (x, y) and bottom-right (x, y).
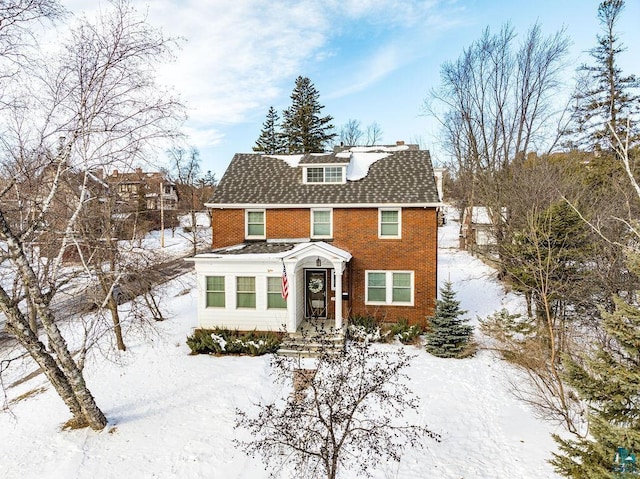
top-left (0, 0), bottom-right (183, 429)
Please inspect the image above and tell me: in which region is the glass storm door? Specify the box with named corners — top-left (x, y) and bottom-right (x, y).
top-left (305, 269), bottom-right (327, 319)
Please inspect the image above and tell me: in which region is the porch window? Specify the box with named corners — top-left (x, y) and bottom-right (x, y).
top-left (311, 208), bottom-right (332, 238)
top-left (366, 271), bottom-right (414, 305)
top-left (267, 277), bottom-right (287, 309)
top-left (246, 210), bottom-right (265, 239)
top-left (236, 276), bottom-right (256, 308)
top-left (379, 208), bottom-right (401, 238)
top-left (205, 276), bottom-right (225, 308)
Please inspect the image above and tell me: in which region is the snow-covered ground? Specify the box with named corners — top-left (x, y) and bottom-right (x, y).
top-left (0, 208), bottom-right (563, 479)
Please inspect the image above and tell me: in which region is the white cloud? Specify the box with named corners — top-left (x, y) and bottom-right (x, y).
top-left (58, 0), bottom-right (463, 160)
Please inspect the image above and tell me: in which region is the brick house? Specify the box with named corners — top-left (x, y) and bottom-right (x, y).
top-left (106, 168), bottom-right (178, 211)
top-left (189, 145), bottom-right (441, 333)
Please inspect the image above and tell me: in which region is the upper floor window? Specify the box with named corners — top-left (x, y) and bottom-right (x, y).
top-left (379, 208), bottom-right (401, 238)
top-left (246, 209), bottom-right (265, 239)
top-left (205, 276), bottom-right (225, 308)
top-left (365, 271), bottom-right (414, 306)
top-left (311, 208), bottom-right (332, 238)
top-left (304, 166), bottom-right (345, 184)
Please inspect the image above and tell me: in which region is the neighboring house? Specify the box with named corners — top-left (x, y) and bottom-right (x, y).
top-left (188, 145), bottom-right (442, 333)
top-left (460, 206), bottom-right (501, 252)
top-left (106, 168), bottom-right (178, 211)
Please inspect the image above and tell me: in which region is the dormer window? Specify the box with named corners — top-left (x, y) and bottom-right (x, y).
top-left (304, 166), bottom-right (345, 184)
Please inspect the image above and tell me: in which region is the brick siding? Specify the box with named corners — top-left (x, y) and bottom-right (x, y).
top-left (211, 207), bottom-right (437, 325)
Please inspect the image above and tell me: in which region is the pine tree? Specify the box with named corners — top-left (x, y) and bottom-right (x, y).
top-left (253, 106), bottom-right (285, 154)
top-left (551, 266), bottom-right (640, 478)
top-left (281, 76), bottom-right (336, 153)
top-left (571, 0), bottom-right (640, 151)
top-left (425, 281), bottom-right (474, 358)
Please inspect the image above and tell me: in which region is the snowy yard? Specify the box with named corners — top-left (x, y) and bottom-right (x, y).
top-left (0, 211), bottom-right (564, 479)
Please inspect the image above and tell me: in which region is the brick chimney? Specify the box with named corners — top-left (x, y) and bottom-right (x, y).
top-left (396, 140), bottom-right (405, 146)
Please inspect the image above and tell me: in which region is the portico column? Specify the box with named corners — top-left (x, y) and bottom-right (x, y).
top-left (286, 261), bottom-right (297, 333)
top-left (335, 265), bottom-right (343, 330)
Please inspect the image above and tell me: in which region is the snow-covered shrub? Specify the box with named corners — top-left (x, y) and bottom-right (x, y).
top-left (390, 318), bottom-right (424, 344)
top-left (186, 329), bottom-right (282, 355)
top-left (347, 314), bottom-right (386, 342)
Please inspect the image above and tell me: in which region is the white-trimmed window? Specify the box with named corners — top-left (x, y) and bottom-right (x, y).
top-left (245, 209), bottom-right (265, 239)
top-left (304, 166), bottom-right (345, 184)
top-left (365, 271), bottom-right (414, 305)
top-left (236, 276), bottom-right (256, 308)
top-left (311, 208), bottom-right (332, 238)
top-left (267, 277), bottom-right (287, 309)
top-left (379, 208), bottom-right (401, 238)
top-left (205, 276), bottom-right (225, 308)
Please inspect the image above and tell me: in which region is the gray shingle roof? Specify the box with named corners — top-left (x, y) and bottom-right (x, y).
top-left (210, 150), bottom-right (440, 206)
top-left (212, 242), bottom-right (297, 255)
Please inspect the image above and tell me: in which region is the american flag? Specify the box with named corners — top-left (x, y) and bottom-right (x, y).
top-left (281, 262), bottom-right (289, 300)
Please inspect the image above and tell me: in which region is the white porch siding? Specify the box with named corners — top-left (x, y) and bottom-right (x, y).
top-left (196, 267), bottom-right (289, 332)
top-left (189, 241), bottom-right (352, 333)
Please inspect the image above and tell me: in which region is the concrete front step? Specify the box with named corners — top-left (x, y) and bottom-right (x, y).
top-left (278, 334), bottom-right (346, 358)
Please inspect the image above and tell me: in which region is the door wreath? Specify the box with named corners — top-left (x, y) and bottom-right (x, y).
top-left (308, 277), bottom-right (324, 293)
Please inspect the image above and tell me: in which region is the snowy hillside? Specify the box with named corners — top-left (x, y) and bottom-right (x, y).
top-left (0, 209), bottom-right (564, 479)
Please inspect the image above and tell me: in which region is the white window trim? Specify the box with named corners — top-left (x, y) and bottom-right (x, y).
top-left (310, 208), bottom-right (333, 239)
top-left (204, 275), bottom-right (225, 308)
top-left (378, 207), bottom-right (402, 239)
top-left (266, 276), bottom-right (287, 309)
top-left (365, 270), bottom-right (414, 306)
top-left (245, 209), bottom-right (266, 239)
top-left (236, 276), bottom-right (257, 309)
top-left (303, 166), bottom-right (346, 184)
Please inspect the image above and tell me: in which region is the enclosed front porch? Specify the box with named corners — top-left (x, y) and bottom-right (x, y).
top-left (189, 241), bottom-right (352, 337)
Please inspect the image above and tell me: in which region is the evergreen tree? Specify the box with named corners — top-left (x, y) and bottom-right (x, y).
top-left (551, 274), bottom-right (640, 477)
top-left (425, 281), bottom-right (474, 358)
top-left (571, 0), bottom-right (640, 150)
top-left (281, 76), bottom-right (336, 153)
top-left (253, 106), bottom-right (285, 154)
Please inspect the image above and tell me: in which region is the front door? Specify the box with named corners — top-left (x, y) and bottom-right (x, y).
top-left (305, 269), bottom-right (327, 319)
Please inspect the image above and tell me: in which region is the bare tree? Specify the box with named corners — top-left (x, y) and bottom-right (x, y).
top-left (425, 23), bottom-right (569, 229)
top-left (167, 146), bottom-right (212, 256)
top-left (0, 0), bottom-right (65, 62)
top-left (338, 119), bottom-right (363, 146)
top-left (0, 0), bottom-right (183, 429)
top-left (235, 341), bottom-right (439, 479)
top-left (365, 121), bottom-right (383, 145)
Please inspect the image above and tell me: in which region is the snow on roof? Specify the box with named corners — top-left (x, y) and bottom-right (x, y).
top-left (344, 152), bottom-right (390, 181)
top-left (266, 150), bottom-right (395, 182)
top-left (472, 207), bottom-right (492, 224)
top-left (349, 145), bottom-right (409, 153)
top-left (466, 206), bottom-right (507, 225)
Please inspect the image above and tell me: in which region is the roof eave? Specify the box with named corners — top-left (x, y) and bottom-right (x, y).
top-left (205, 202), bottom-right (443, 209)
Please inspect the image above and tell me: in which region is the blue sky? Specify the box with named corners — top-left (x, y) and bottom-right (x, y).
top-left (64, 0), bottom-right (640, 178)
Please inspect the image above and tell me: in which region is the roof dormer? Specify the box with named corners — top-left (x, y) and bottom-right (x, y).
top-left (303, 165), bottom-right (346, 184)
top-left (299, 153), bottom-right (349, 185)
